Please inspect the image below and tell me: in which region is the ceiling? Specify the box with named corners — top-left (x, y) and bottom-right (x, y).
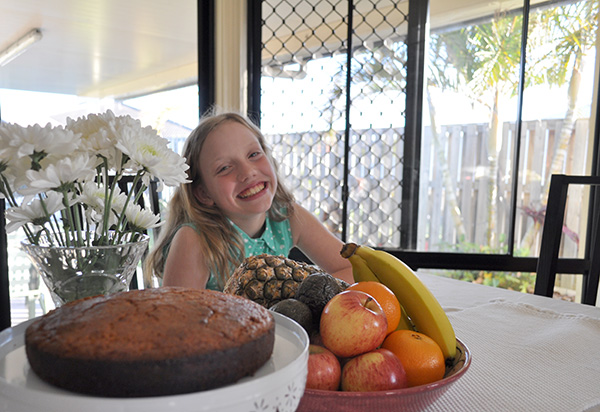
top-left (0, 0), bottom-right (538, 101)
top-left (0, 0), bottom-right (197, 99)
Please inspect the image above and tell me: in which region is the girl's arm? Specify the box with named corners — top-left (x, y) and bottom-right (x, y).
top-left (162, 225), bottom-right (211, 289)
top-left (290, 204), bottom-right (354, 284)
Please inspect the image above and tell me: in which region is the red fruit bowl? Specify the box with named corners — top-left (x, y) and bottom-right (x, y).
top-left (296, 337), bottom-right (471, 412)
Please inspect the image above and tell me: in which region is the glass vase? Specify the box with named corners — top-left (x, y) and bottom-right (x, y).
top-left (21, 232), bottom-right (149, 307)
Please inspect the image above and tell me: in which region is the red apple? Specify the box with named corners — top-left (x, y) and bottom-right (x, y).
top-left (341, 348), bottom-right (408, 392)
top-left (319, 290), bottom-right (388, 358)
top-left (306, 344), bottom-right (342, 391)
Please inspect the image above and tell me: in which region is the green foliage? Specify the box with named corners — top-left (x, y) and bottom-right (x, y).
top-left (439, 269), bottom-right (536, 294)
top-left (435, 235), bottom-right (536, 294)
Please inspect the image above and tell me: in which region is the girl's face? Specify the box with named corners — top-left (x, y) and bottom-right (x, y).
top-left (197, 120), bottom-right (277, 228)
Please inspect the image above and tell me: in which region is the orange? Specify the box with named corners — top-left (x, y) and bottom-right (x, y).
top-left (381, 330), bottom-right (445, 387)
top-left (346, 281), bottom-right (401, 335)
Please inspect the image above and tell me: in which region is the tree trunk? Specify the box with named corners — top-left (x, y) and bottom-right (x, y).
top-left (520, 52), bottom-right (583, 251)
top-left (487, 87), bottom-right (501, 248)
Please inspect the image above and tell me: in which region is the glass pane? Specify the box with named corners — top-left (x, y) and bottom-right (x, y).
top-left (347, 1), bottom-right (408, 247)
top-left (423, 1), bottom-right (523, 254)
top-left (553, 274), bottom-right (581, 302)
top-left (260, 0), bottom-right (408, 246)
top-left (423, 0), bottom-right (598, 263)
top-left (516, 0), bottom-right (598, 259)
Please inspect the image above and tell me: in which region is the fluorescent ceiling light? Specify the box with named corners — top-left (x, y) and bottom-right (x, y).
top-left (0, 28), bottom-right (43, 67)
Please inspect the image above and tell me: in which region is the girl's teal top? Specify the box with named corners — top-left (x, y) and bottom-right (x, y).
top-left (165, 216), bottom-right (294, 291)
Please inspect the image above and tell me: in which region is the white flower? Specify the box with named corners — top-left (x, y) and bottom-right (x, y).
top-left (109, 191), bottom-right (129, 215)
top-left (20, 154), bottom-right (98, 196)
top-left (0, 156), bottom-right (33, 197)
top-left (77, 182), bottom-right (110, 227)
top-left (0, 122), bottom-right (80, 161)
top-left (113, 121), bottom-right (190, 187)
top-left (77, 182), bottom-right (132, 232)
top-left (124, 203), bottom-right (162, 232)
top-left (0, 124), bottom-right (81, 196)
top-left (77, 181), bottom-right (108, 211)
top-left (66, 110), bottom-right (123, 169)
top-left (0, 110), bottom-right (185, 246)
top-left (5, 191), bottom-right (65, 233)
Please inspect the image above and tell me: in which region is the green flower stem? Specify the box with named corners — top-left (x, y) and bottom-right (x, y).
top-left (101, 157), bottom-right (114, 243)
top-left (59, 189), bottom-right (79, 247)
top-left (71, 199), bottom-right (84, 246)
top-left (132, 183), bottom-right (147, 206)
top-left (21, 223), bottom-right (36, 244)
top-left (37, 194), bottom-right (58, 246)
top-left (59, 208), bottom-right (72, 247)
top-left (49, 214), bottom-right (66, 246)
top-left (76, 181), bottom-right (92, 246)
top-left (114, 170), bottom-right (145, 245)
top-left (110, 155), bottom-right (132, 244)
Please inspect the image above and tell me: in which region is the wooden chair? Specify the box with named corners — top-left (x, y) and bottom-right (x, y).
top-left (534, 174), bottom-right (600, 305)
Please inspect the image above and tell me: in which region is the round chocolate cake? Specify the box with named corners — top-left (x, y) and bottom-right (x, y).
top-left (25, 287), bottom-right (275, 397)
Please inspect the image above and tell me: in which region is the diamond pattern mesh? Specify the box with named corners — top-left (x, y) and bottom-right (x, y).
top-left (260, 0), bottom-right (408, 247)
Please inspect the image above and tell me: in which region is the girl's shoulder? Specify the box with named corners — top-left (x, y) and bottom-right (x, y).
top-left (173, 223), bottom-right (201, 240)
top-left (287, 203), bottom-right (332, 245)
top-left (164, 223), bottom-right (201, 254)
top-left (177, 222), bottom-right (199, 232)
top-left (287, 202), bottom-right (311, 225)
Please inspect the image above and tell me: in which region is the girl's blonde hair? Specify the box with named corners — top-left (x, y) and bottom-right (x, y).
top-left (144, 110), bottom-right (295, 289)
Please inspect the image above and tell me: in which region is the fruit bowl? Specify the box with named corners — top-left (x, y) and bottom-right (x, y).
top-left (296, 337), bottom-right (471, 412)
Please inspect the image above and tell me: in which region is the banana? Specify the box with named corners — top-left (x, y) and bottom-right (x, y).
top-left (341, 243), bottom-right (379, 283)
top-left (341, 243), bottom-right (416, 331)
top-left (341, 243), bottom-right (457, 360)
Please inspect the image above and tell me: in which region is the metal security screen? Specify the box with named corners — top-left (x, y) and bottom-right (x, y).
top-left (259, 0), bottom-right (409, 247)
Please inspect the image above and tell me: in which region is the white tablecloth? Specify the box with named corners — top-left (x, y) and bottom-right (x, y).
top-left (419, 274), bottom-right (600, 412)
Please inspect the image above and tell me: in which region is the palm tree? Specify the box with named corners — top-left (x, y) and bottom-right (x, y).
top-left (520, 1), bottom-right (598, 250)
top-left (429, 12), bottom-right (525, 249)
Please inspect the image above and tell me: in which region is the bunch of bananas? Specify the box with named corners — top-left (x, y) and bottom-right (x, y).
top-left (340, 243), bottom-right (457, 360)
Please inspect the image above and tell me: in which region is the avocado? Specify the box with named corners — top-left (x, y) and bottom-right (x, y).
top-left (295, 272), bottom-right (344, 324)
top-left (270, 298), bottom-right (314, 335)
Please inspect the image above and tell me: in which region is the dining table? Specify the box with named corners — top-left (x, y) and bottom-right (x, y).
top-left (1, 273), bottom-right (599, 412)
top-left (415, 272), bottom-right (600, 412)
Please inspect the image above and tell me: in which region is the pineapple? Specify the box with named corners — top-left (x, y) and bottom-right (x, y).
top-left (223, 254), bottom-right (325, 308)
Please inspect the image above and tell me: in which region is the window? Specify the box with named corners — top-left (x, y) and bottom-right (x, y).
top-left (254, 0), bottom-right (600, 301)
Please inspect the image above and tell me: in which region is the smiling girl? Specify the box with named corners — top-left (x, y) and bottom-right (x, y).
top-left (145, 111), bottom-right (353, 290)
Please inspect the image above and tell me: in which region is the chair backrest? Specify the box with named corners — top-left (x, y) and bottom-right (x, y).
top-left (534, 174), bottom-right (600, 305)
